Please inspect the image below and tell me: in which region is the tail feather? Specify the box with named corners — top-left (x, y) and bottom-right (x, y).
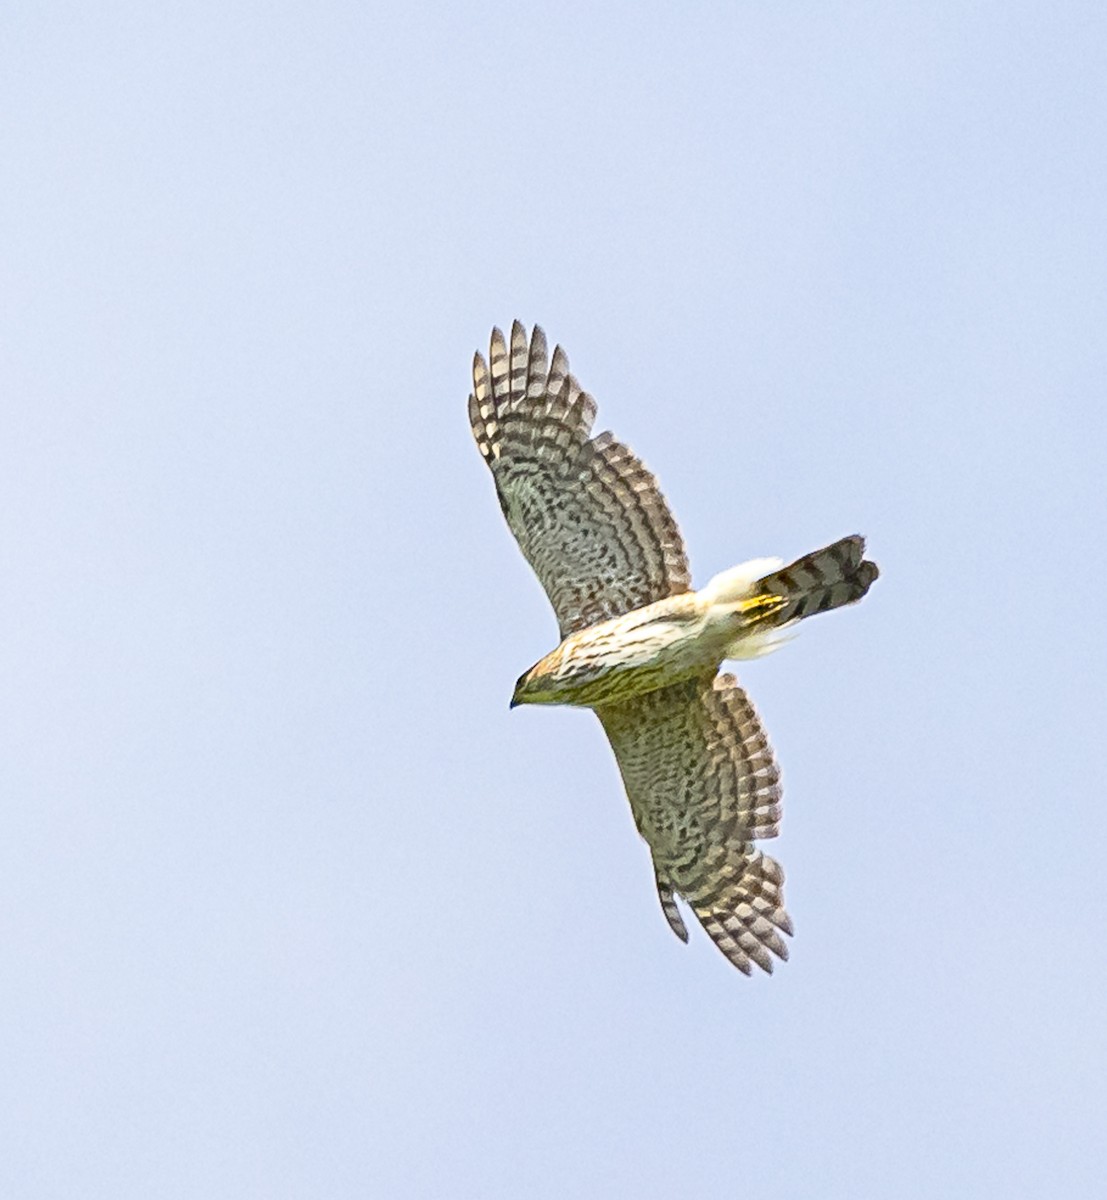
top-left (755, 534), bottom-right (878, 627)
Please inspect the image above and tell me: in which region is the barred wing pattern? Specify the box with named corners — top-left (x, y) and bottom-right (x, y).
top-left (597, 674), bottom-right (792, 975)
top-left (469, 322), bottom-right (690, 638)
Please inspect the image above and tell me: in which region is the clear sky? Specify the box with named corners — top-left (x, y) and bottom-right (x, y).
top-left (2, 2), bottom-right (1105, 1197)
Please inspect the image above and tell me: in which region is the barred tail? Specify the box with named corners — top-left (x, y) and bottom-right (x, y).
top-left (755, 534), bottom-right (879, 626)
top-left (706, 535), bottom-right (878, 660)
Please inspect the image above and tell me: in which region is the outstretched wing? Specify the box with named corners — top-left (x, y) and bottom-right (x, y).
top-left (597, 673), bottom-right (792, 975)
top-left (469, 322), bottom-right (690, 638)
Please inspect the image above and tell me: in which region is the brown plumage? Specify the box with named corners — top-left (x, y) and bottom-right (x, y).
top-left (470, 322), bottom-right (878, 975)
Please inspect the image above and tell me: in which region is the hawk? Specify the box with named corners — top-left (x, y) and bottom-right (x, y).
top-left (468, 322), bottom-right (878, 975)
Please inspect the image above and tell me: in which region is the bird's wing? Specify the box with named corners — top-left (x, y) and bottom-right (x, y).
top-left (597, 673), bottom-right (792, 975)
top-left (469, 322), bottom-right (690, 638)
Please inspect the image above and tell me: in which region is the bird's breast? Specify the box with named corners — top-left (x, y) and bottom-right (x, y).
top-left (519, 600), bottom-right (721, 707)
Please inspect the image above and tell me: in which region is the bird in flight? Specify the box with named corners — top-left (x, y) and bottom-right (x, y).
top-left (469, 322), bottom-right (878, 975)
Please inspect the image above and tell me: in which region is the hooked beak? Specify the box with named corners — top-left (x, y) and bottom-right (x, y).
top-left (510, 673), bottom-right (529, 709)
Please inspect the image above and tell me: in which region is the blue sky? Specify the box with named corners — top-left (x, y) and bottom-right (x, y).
top-left (2, 2), bottom-right (1105, 1196)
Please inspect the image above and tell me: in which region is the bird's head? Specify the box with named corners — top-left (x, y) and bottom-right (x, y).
top-left (509, 656), bottom-right (561, 708)
top-left (510, 668), bottom-right (537, 708)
